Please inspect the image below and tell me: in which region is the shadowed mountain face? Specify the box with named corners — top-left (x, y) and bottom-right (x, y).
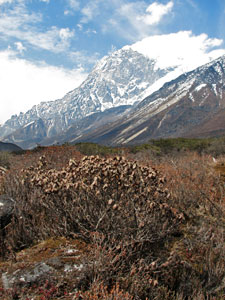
top-left (2, 54), bottom-right (225, 148)
top-left (0, 48), bottom-right (172, 149)
top-left (184, 109), bottom-right (225, 138)
top-left (0, 141), bottom-right (22, 152)
top-left (67, 55), bottom-right (225, 145)
top-left (2, 118), bottom-right (48, 150)
top-left (2, 106), bottom-right (132, 149)
top-left (40, 105), bottom-right (132, 147)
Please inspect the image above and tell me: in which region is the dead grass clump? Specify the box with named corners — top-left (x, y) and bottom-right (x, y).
top-left (1, 149), bottom-right (224, 299)
top-left (213, 160), bottom-right (225, 182)
top-left (0, 152), bottom-right (12, 169)
top-left (152, 152), bottom-right (225, 298)
top-left (3, 155), bottom-right (182, 244)
top-left (1, 154), bottom-right (187, 298)
top-left (75, 282), bottom-right (134, 300)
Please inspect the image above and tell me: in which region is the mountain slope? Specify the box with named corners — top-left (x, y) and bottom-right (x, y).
top-left (0, 48), bottom-right (172, 147)
top-left (4, 106), bottom-right (131, 149)
top-left (184, 108), bottom-right (225, 138)
top-left (40, 105), bottom-right (131, 147)
top-left (2, 118), bottom-right (48, 149)
top-left (0, 141), bottom-right (22, 152)
top-left (69, 55), bottom-right (225, 145)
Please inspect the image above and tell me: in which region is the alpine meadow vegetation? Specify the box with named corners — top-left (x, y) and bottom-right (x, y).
top-left (0, 140), bottom-right (224, 299)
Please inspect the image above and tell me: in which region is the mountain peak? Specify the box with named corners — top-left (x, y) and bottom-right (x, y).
top-left (2, 47), bottom-right (225, 149)
top-left (0, 48), bottom-right (173, 147)
top-left (76, 53), bottom-right (225, 146)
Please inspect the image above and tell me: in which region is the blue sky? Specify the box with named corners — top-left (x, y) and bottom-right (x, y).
top-left (0, 0), bottom-right (225, 123)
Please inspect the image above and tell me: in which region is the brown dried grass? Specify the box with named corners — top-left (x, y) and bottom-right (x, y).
top-left (0, 147), bottom-right (224, 299)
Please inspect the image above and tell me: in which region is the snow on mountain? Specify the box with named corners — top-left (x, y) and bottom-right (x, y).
top-left (1, 36), bottom-right (224, 148)
top-left (128, 54), bottom-right (225, 118)
top-left (71, 54), bottom-right (225, 145)
top-left (0, 48), bottom-right (173, 145)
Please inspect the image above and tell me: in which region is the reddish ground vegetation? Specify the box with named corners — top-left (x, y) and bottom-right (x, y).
top-left (0, 146), bottom-right (224, 299)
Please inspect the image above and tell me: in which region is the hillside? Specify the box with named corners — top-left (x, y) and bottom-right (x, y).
top-left (3, 52), bottom-right (225, 150)
top-left (69, 55), bottom-right (225, 145)
top-left (0, 48), bottom-right (172, 148)
top-left (0, 141), bottom-right (22, 152)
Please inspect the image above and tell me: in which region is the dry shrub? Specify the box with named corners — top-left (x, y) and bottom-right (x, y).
top-left (1, 149), bottom-right (225, 299)
top-left (75, 282), bottom-right (134, 300)
top-left (5, 154), bottom-right (183, 243)
top-left (11, 145), bottom-right (83, 171)
top-left (0, 152), bottom-right (12, 169)
top-left (2, 154), bottom-right (187, 298)
top-left (152, 152), bottom-right (225, 298)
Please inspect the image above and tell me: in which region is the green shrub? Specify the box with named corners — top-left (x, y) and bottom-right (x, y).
top-left (74, 142), bottom-right (122, 156)
top-left (129, 138), bottom-right (213, 157)
top-left (205, 136), bottom-right (225, 156)
top-left (129, 143), bottom-right (161, 155)
top-left (150, 137), bottom-right (211, 154)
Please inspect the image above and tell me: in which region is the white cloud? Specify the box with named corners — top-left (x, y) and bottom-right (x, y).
top-left (109, 2), bottom-right (149, 40)
top-left (81, 6), bottom-right (94, 22)
top-left (105, 1), bottom-right (174, 41)
top-left (59, 28), bottom-right (75, 40)
top-left (0, 2), bottom-right (75, 52)
top-left (68, 0), bottom-right (79, 10)
top-left (138, 1), bottom-right (174, 25)
top-left (185, 0), bottom-right (198, 10)
top-left (81, 0), bottom-right (102, 23)
top-left (0, 50), bottom-right (87, 124)
top-left (85, 28), bottom-right (97, 35)
top-left (17, 26), bottom-right (75, 53)
top-left (69, 50), bottom-right (100, 67)
top-left (64, 0), bottom-right (80, 15)
top-left (77, 24), bottom-right (83, 30)
top-left (14, 41), bottom-right (26, 53)
top-left (127, 31), bottom-right (225, 71)
top-left (0, 0), bottom-right (13, 4)
top-left (0, 2), bottom-right (41, 30)
top-left (39, 0), bottom-right (50, 3)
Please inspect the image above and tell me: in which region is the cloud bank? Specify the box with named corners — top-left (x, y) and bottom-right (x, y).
top-left (0, 50), bottom-right (87, 124)
top-left (0, 0), bottom-right (224, 127)
top-left (127, 31), bottom-right (225, 71)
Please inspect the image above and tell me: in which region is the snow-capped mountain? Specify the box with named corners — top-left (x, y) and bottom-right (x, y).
top-left (1, 44), bottom-right (225, 149)
top-left (0, 48), bottom-right (173, 148)
top-left (70, 55), bottom-right (225, 145)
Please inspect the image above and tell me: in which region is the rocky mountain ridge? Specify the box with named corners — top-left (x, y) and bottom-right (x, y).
top-left (1, 51), bottom-right (225, 148)
top-left (0, 48), bottom-right (173, 148)
top-left (68, 55), bottom-right (225, 145)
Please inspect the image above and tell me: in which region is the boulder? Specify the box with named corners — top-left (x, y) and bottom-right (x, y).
top-left (0, 194), bottom-right (15, 229)
top-left (0, 237), bottom-right (86, 296)
top-left (2, 262), bottom-right (54, 289)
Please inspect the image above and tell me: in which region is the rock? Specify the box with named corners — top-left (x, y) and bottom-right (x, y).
top-left (2, 262), bottom-right (54, 289)
top-left (0, 237), bottom-right (86, 294)
top-left (0, 194), bottom-right (15, 229)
